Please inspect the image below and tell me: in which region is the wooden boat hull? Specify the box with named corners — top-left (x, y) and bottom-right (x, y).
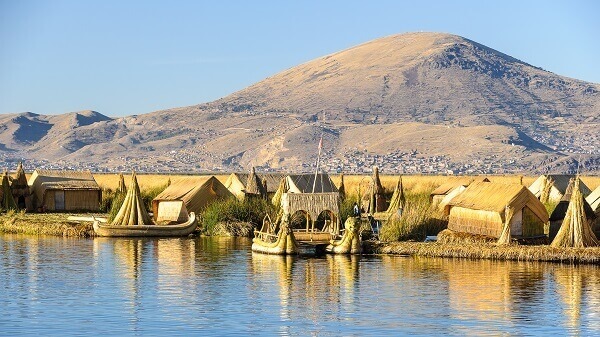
top-left (93, 212), bottom-right (198, 237)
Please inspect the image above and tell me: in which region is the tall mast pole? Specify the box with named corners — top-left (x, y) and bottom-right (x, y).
top-left (312, 133), bottom-right (323, 193)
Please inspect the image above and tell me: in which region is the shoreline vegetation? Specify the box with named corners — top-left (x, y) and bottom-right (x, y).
top-left (2, 174), bottom-right (600, 264)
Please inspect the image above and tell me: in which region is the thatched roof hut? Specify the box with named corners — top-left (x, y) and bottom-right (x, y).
top-left (446, 182), bottom-right (548, 238)
top-left (244, 167), bottom-right (266, 198)
top-left (430, 177), bottom-right (473, 207)
top-left (549, 178), bottom-right (597, 240)
top-left (587, 186), bottom-right (600, 213)
top-left (286, 173), bottom-right (338, 194)
top-left (528, 174), bottom-right (592, 203)
top-left (224, 171), bottom-right (285, 200)
top-left (551, 178), bottom-right (598, 248)
top-left (111, 172), bottom-right (153, 226)
top-left (152, 176), bottom-right (233, 221)
top-left (28, 169), bottom-right (101, 212)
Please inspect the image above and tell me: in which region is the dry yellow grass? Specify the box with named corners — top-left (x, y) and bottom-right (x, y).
top-left (94, 173), bottom-right (230, 190)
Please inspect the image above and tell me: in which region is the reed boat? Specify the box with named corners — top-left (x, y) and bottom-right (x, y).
top-left (326, 217), bottom-right (362, 254)
top-left (93, 212), bottom-right (198, 237)
top-left (252, 214), bottom-right (299, 255)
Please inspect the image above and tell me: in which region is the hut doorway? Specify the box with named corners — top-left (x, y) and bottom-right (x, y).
top-left (290, 210), bottom-right (311, 232)
top-left (510, 209), bottom-right (523, 236)
top-left (54, 191), bottom-right (65, 211)
top-left (315, 210), bottom-right (336, 233)
top-left (17, 196), bottom-right (26, 209)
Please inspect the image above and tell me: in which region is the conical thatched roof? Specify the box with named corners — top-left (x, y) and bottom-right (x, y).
top-left (117, 172), bottom-right (127, 194)
top-left (1, 172), bottom-right (17, 211)
top-left (12, 162), bottom-right (28, 188)
top-left (244, 167), bottom-right (266, 197)
top-left (111, 172), bottom-right (153, 226)
top-left (551, 178), bottom-right (598, 248)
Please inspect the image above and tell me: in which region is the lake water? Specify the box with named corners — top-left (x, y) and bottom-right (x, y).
top-left (1, 234), bottom-right (600, 336)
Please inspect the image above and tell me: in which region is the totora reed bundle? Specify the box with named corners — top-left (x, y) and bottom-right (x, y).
top-left (111, 171), bottom-right (153, 226)
top-left (551, 177), bottom-right (598, 248)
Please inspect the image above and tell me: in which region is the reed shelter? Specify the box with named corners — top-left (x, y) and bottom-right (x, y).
top-left (152, 175), bottom-right (233, 221)
top-left (528, 174), bottom-right (591, 203)
top-left (445, 182), bottom-right (548, 239)
top-left (28, 169), bottom-right (101, 212)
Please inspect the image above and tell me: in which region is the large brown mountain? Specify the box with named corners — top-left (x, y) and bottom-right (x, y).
top-left (2, 32), bottom-right (599, 173)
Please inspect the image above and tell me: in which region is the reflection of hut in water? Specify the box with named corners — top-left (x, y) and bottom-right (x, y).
top-left (553, 266), bottom-right (586, 333)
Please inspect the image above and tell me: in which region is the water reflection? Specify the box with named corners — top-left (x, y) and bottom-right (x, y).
top-left (3, 235), bottom-right (600, 335)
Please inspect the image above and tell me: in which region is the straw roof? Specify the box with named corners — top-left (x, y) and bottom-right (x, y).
top-left (529, 175), bottom-right (592, 202)
top-left (551, 178), bottom-right (599, 248)
top-left (111, 172), bottom-right (153, 226)
top-left (153, 176), bottom-right (233, 215)
top-left (586, 186), bottom-right (600, 212)
top-left (286, 173), bottom-right (338, 193)
top-left (430, 178), bottom-right (473, 197)
top-left (446, 182), bottom-right (548, 222)
top-left (225, 172), bottom-right (285, 194)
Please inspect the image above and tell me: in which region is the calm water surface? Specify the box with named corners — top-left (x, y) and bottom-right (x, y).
top-left (1, 234), bottom-right (600, 336)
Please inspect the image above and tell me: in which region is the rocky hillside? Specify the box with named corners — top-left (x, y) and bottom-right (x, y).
top-left (1, 32), bottom-right (599, 174)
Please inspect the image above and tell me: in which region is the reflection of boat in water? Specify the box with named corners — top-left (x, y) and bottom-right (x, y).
top-left (93, 172), bottom-right (198, 237)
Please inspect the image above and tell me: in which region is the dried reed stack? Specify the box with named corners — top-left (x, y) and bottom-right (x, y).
top-left (117, 172), bottom-right (127, 194)
top-left (271, 177), bottom-right (286, 207)
top-left (551, 177), bottom-right (599, 248)
top-left (387, 176), bottom-right (406, 215)
top-left (369, 166), bottom-right (386, 213)
top-left (111, 172), bottom-right (153, 226)
top-left (1, 172), bottom-right (17, 211)
top-left (496, 206), bottom-right (515, 245)
top-left (540, 176), bottom-right (554, 204)
top-left (245, 167), bottom-right (266, 197)
top-left (338, 173), bottom-right (346, 201)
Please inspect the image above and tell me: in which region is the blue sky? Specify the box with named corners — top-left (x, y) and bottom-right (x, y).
top-left (1, 0), bottom-right (598, 117)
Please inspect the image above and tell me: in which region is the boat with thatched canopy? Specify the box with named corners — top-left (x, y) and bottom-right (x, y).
top-left (93, 172), bottom-right (197, 237)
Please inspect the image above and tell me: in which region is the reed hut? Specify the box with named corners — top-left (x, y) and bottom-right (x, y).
top-left (28, 169), bottom-right (101, 212)
top-left (281, 173), bottom-right (340, 241)
top-left (10, 162), bottom-right (31, 210)
top-left (528, 174), bottom-right (592, 203)
top-left (224, 171), bottom-right (285, 200)
top-left (446, 182), bottom-right (548, 238)
top-left (245, 167), bottom-right (266, 199)
top-left (152, 176), bottom-right (233, 221)
top-left (549, 178), bottom-right (597, 240)
top-left (586, 186), bottom-right (600, 213)
top-left (430, 178), bottom-right (473, 208)
top-left (551, 178), bottom-right (598, 248)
